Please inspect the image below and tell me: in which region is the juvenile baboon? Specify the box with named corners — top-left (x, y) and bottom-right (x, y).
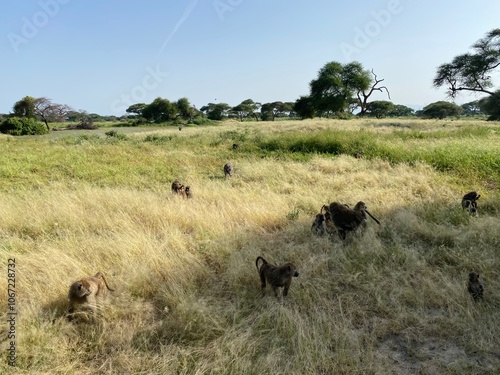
top-left (232, 143), bottom-right (239, 150)
top-left (468, 272), bottom-right (484, 301)
top-left (224, 162), bottom-right (233, 178)
top-left (184, 186), bottom-right (192, 199)
top-left (312, 205), bottom-right (331, 236)
top-left (255, 256), bottom-right (299, 298)
top-left (171, 179), bottom-right (185, 195)
top-left (67, 272), bottom-right (115, 320)
top-left (326, 201), bottom-right (380, 239)
top-left (462, 191), bottom-right (480, 216)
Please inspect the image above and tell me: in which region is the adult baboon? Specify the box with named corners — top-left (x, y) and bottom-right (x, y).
top-left (468, 272), bottom-right (484, 301)
top-left (326, 201), bottom-right (380, 239)
top-left (67, 272), bottom-right (115, 320)
top-left (462, 191), bottom-right (480, 216)
top-left (224, 162), bottom-right (233, 178)
top-left (171, 179), bottom-right (185, 195)
top-left (255, 256), bottom-right (299, 298)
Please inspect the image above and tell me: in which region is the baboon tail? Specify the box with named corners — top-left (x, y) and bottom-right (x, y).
top-left (255, 256), bottom-right (267, 270)
top-left (95, 272), bottom-right (115, 291)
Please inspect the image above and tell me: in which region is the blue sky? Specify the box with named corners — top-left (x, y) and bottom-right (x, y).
top-left (1, 0), bottom-right (499, 115)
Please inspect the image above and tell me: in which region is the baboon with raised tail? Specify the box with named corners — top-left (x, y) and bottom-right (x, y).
top-left (67, 272), bottom-right (115, 321)
top-left (255, 256), bottom-right (299, 298)
top-left (326, 201), bottom-right (380, 240)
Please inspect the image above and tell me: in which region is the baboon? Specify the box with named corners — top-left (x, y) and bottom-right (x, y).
top-left (326, 201), bottom-right (380, 239)
top-left (311, 205), bottom-right (330, 236)
top-left (468, 272), bottom-right (484, 301)
top-left (171, 179), bottom-right (185, 195)
top-left (232, 143), bottom-right (239, 150)
top-left (184, 186), bottom-right (192, 199)
top-left (67, 272), bottom-right (115, 320)
top-left (224, 162), bottom-right (233, 178)
top-left (255, 256), bottom-right (299, 298)
top-left (462, 191), bottom-right (480, 216)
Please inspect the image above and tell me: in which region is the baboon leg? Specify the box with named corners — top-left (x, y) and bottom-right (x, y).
top-left (260, 272), bottom-right (266, 291)
top-left (272, 286), bottom-right (279, 298)
top-left (283, 280), bottom-right (291, 297)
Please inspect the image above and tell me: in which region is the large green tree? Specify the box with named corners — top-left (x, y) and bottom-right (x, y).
top-left (421, 101), bottom-right (463, 119)
top-left (434, 28), bottom-right (500, 119)
top-left (231, 99), bottom-right (261, 121)
top-left (13, 96), bottom-right (36, 118)
top-left (309, 61), bottom-right (371, 115)
top-left (200, 102), bottom-right (231, 120)
top-left (142, 97), bottom-right (177, 123)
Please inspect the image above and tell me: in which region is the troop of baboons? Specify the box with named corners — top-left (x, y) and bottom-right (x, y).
top-left (311, 191), bottom-right (485, 302)
top-left (66, 166), bottom-right (485, 321)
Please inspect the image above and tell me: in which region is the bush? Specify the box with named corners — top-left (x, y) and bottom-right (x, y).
top-left (0, 117), bottom-right (48, 135)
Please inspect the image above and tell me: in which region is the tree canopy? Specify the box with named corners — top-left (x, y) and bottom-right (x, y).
top-left (434, 29), bottom-right (500, 103)
top-left (421, 101), bottom-right (463, 119)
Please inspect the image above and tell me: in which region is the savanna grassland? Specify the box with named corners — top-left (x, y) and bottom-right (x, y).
top-left (1, 118), bottom-right (499, 375)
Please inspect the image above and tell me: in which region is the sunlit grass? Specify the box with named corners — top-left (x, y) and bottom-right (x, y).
top-left (0, 118), bottom-right (499, 374)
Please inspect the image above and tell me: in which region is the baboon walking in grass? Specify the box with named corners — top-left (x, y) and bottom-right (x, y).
top-left (255, 256), bottom-right (299, 298)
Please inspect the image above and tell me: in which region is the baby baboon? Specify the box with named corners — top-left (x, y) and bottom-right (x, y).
top-left (232, 143), bottom-right (239, 150)
top-left (311, 212), bottom-right (326, 236)
top-left (462, 191), bottom-right (480, 216)
top-left (312, 205), bottom-right (331, 236)
top-left (67, 272), bottom-right (115, 320)
top-left (327, 201), bottom-right (380, 239)
top-left (171, 179), bottom-right (185, 195)
top-left (255, 256), bottom-right (299, 298)
top-left (224, 162), bottom-right (233, 178)
top-left (468, 272), bottom-right (484, 301)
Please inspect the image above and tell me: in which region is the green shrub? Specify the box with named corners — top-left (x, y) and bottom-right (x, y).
top-left (0, 117), bottom-right (48, 136)
top-left (105, 130), bottom-right (128, 140)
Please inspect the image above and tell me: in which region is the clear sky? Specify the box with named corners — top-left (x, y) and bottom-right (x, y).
top-left (1, 0), bottom-right (499, 115)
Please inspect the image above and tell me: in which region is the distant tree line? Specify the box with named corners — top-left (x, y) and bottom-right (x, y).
top-left (2, 29), bottom-right (498, 135)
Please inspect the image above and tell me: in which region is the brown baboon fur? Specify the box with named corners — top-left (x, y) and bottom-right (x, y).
top-left (312, 205), bottom-right (330, 236)
top-left (462, 191), bottom-right (480, 216)
top-left (224, 162), bottom-right (233, 178)
top-left (67, 272), bottom-right (115, 320)
top-left (184, 186), bottom-right (192, 199)
top-left (171, 179), bottom-right (185, 195)
top-left (255, 256), bottom-right (299, 298)
top-left (468, 272), bottom-right (484, 301)
top-left (326, 201), bottom-right (380, 240)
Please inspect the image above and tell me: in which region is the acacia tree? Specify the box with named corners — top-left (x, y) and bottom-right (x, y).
top-left (357, 70), bottom-right (391, 116)
top-left (34, 97), bottom-right (72, 130)
top-left (307, 61), bottom-right (389, 117)
top-left (434, 28), bottom-right (500, 119)
top-left (232, 99), bottom-right (261, 121)
top-left (200, 102), bottom-right (231, 120)
top-left (13, 96), bottom-right (72, 130)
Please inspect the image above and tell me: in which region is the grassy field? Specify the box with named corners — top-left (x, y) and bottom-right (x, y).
top-left (0, 118), bottom-right (499, 374)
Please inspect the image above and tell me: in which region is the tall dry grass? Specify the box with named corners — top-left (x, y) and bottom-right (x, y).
top-left (0, 118), bottom-right (499, 374)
